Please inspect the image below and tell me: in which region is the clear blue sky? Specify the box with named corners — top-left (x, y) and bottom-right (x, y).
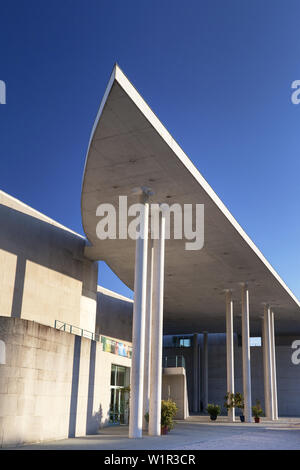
top-left (0, 0), bottom-right (299, 300)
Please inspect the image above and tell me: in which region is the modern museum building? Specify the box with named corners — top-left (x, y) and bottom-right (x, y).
top-left (0, 65), bottom-right (299, 446)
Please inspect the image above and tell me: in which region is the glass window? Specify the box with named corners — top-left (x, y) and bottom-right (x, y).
top-left (180, 338), bottom-right (191, 348)
top-left (250, 337), bottom-right (262, 347)
top-left (172, 336), bottom-right (191, 348)
top-left (111, 364), bottom-right (116, 386)
top-left (109, 364), bottom-right (129, 425)
top-left (116, 366), bottom-right (125, 386)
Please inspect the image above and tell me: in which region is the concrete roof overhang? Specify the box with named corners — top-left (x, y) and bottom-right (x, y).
top-left (81, 65), bottom-right (300, 336)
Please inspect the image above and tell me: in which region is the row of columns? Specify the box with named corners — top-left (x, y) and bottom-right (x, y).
top-left (128, 191), bottom-right (278, 434)
top-left (129, 192), bottom-right (166, 438)
top-left (225, 285), bottom-right (278, 423)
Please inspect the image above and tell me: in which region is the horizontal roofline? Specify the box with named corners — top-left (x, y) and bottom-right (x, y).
top-left (0, 189), bottom-right (85, 240)
top-left (97, 285), bottom-right (133, 303)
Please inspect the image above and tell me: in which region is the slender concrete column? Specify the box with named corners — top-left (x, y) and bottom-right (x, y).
top-left (241, 283), bottom-right (252, 422)
top-left (262, 305), bottom-right (274, 420)
top-left (225, 290), bottom-right (235, 422)
top-left (149, 211), bottom-right (166, 436)
top-left (198, 341), bottom-right (201, 410)
top-left (202, 331), bottom-right (208, 412)
top-left (270, 311), bottom-right (278, 419)
top-left (129, 192), bottom-right (149, 439)
top-left (143, 238), bottom-right (154, 427)
top-left (193, 333), bottom-right (199, 413)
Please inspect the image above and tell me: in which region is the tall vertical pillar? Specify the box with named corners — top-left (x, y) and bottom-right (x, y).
top-left (143, 238), bottom-right (154, 427)
top-left (202, 331), bottom-right (208, 412)
top-left (225, 290), bottom-right (235, 422)
top-left (270, 311), bottom-right (278, 420)
top-left (241, 283), bottom-right (252, 422)
top-left (198, 341), bottom-right (201, 411)
top-left (149, 211), bottom-right (166, 436)
top-left (262, 305), bottom-right (274, 420)
top-left (193, 333), bottom-right (199, 413)
top-left (129, 192), bottom-right (149, 439)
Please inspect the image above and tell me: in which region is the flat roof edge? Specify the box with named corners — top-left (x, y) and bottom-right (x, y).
top-left (82, 64), bottom-right (299, 309)
top-left (0, 189), bottom-right (85, 240)
top-left (113, 66), bottom-right (300, 308)
top-left (97, 284), bottom-right (133, 303)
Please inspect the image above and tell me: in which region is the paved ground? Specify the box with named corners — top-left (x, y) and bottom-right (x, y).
top-left (15, 416), bottom-right (300, 450)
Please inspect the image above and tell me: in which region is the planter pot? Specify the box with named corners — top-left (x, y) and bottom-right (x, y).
top-left (254, 417), bottom-right (260, 423)
top-left (161, 425), bottom-right (168, 435)
top-left (240, 415), bottom-right (245, 423)
top-left (210, 415), bottom-right (217, 421)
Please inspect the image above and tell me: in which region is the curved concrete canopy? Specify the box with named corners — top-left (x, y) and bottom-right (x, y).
top-left (81, 65), bottom-right (300, 336)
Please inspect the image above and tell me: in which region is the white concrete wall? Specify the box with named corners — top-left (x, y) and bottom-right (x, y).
top-left (162, 368), bottom-right (189, 419)
top-left (0, 191), bottom-right (98, 333)
top-left (163, 345), bottom-right (194, 408)
top-left (0, 316), bottom-right (131, 447)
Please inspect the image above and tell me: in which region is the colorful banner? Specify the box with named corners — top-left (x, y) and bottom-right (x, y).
top-left (101, 336), bottom-right (132, 358)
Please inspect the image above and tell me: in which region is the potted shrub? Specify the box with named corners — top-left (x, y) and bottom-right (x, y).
top-left (224, 392), bottom-right (245, 422)
top-left (224, 392), bottom-right (235, 413)
top-left (233, 392), bottom-right (245, 422)
top-left (144, 399), bottom-right (178, 435)
top-left (161, 399), bottom-right (178, 434)
top-left (207, 403), bottom-right (221, 421)
top-left (252, 400), bottom-right (263, 423)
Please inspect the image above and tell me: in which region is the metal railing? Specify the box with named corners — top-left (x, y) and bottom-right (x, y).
top-left (54, 320), bottom-right (132, 359)
top-left (54, 320), bottom-right (100, 341)
top-left (163, 355), bottom-right (186, 369)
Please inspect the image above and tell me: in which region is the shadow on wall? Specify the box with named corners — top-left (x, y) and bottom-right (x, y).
top-left (96, 290), bottom-right (133, 342)
top-left (88, 406), bottom-right (103, 434)
top-left (86, 340), bottom-right (103, 434)
top-left (68, 335), bottom-right (82, 438)
top-left (68, 336), bottom-right (103, 437)
top-left (0, 203), bottom-right (97, 320)
top-left (0, 340), bottom-right (5, 364)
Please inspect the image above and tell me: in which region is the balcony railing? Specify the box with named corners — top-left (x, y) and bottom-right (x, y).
top-left (163, 355), bottom-right (186, 369)
top-left (54, 320), bottom-right (100, 341)
top-left (54, 320), bottom-right (132, 359)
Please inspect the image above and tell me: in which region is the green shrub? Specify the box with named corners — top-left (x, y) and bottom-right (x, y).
top-left (161, 399), bottom-right (178, 429)
top-left (144, 399), bottom-right (178, 430)
top-left (224, 392), bottom-right (244, 411)
top-left (207, 403), bottom-right (221, 418)
top-left (224, 392), bottom-right (235, 410)
top-left (252, 400), bottom-right (264, 418)
top-left (234, 392), bottom-right (244, 410)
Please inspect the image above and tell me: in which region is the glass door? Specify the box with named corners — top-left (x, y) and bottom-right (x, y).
top-left (109, 365), bottom-right (129, 424)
